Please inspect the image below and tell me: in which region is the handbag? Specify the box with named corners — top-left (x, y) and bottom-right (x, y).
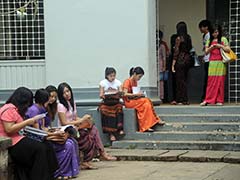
top-left (47, 125), bottom-right (78, 143)
top-left (46, 131), bottom-right (69, 144)
top-left (220, 48), bottom-right (237, 63)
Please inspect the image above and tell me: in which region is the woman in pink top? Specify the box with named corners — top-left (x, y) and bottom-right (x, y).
top-left (0, 87), bottom-right (58, 180)
top-left (57, 82), bottom-right (116, 170)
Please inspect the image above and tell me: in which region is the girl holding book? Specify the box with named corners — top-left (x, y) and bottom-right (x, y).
top-left (57, 82), bottom-right (116, 170)
top-left (122, 67), bottom-right (165, 132)
top-left (99, 67), bottom-right (124, 142)
top-left (0, 87), bottom-right (58, 180)
top-left (26, 88), bottom-right (80, 180)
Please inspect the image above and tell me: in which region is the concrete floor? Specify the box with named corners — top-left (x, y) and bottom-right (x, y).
top-left (75, 161), bottom-right (240, 180)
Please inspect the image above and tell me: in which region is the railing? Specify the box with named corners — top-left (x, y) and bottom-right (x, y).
top-left (0, 60), bottom-right (45, 89)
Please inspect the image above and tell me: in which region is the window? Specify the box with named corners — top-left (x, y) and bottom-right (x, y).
top-left (0, 0), bottom-right (45, 60)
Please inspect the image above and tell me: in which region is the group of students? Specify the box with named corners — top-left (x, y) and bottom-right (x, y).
top-left (99, 67), bottom-right (165, 141)
top-left (158, 20), bottom-right (230, 106)
top-left (0, 84), bottom-right (116, 180)
top-left (0, 66), bottom-right (165, 180)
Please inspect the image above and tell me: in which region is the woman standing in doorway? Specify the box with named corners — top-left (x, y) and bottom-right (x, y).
top-left (200, 24), bottom-right (230, 106)
top-left (158, 30), bottom-right (168, 102)
top-left (171, 21), bottom-right (192, 105)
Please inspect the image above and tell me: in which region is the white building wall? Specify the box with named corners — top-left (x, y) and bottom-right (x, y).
top-left (44, 0), bottom-right (157, 89)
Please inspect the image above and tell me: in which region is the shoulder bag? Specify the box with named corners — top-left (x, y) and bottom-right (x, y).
top-left (220, 48), bottom-right (237, 63)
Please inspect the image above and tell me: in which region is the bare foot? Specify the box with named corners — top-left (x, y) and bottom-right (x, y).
top-left (100, 152), bottom-right (117, 161)
top-left (81, 162), bottom-right (98, 170)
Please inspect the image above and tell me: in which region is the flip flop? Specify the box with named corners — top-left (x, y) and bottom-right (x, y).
top-left (158, 121), bottom-right (165, 126)
top-left (110, 134), bottom-right (117, 141)
top-left (146, 128), bottom-right (154, 132)
top-left (119, 130), bottom-right (125, 135)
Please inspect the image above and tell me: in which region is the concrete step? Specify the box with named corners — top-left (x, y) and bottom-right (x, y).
top-left (112, 140), bottom-right (240, 151)
top-left (124, 131), bottom-right (240, 141)
top-left (106, 148), bottom-right (240, 163)
top-left (155, 106), bottom-right (240, 114)
top-left (154, 122), bottom-right (240, 132)
top-left (160, 114), bottom-right (240, 122)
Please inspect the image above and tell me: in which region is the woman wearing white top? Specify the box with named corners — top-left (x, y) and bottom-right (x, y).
top-left (99, 67), bottom-right (124, 142)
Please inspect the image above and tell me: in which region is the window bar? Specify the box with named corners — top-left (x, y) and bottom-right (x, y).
top-left (0, 0), bottom-right (45, 60)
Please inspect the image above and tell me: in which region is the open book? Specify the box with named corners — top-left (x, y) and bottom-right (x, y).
top-left (104, 91), bottom-right (123, 97)
top-left (48, 125), bottom-right (74, 132)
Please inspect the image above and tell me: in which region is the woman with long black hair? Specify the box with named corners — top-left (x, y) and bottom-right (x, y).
top-left (0, 87), bottom-right (58, 180)
top-left (57, 82), bottom-right (116, 170)
top-left (171, 21), bottom-right (192, 105)
top-left (122, 67), bottom-right (165, 132)
top-left (200, 24), bottom-right (230, 106)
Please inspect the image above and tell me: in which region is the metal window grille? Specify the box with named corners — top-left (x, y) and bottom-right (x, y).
top-left (229, 0), bottom-right (240, 103)
top-left (0, 0), bottom-right (45, 60)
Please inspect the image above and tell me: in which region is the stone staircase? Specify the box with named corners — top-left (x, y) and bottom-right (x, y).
top-left (112, 105), bottom-right (240, 151)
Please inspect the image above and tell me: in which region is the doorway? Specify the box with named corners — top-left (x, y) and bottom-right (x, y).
top-left (155, 0), bottom-right (230, 103)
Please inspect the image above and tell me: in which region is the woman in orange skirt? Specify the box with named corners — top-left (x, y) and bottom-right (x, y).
top-left (122, 67), bottom-right (165, 132)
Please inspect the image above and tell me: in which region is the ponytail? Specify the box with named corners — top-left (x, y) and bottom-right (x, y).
top-left (129, 66), bottom-right (144, 77)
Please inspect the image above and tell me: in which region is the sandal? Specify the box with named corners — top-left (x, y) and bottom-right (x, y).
top-left (119, 130), bottom-right (125, 135)
top-left (200, 101), bottom-right (207, 106)
top-left (158, 121), bottom-right (165, 126)
top-left (146, 128), bottom-right (154, 132)
top-left (110, 134), bottom-right (116, 141)
top-left (170, 101), bottom-right (177, 105)
top-left (119, 130), bottom-right (125, 137)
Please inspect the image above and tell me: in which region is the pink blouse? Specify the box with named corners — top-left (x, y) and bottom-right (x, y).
top-left (0, 104), bottom-right (24, 146)
top-left (57, 102), bottom-right (77, 126)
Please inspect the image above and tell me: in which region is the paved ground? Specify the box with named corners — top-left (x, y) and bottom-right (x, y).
top-left (73, 149), bottom-right (240, 180)
top-left (76, 161), bottom-right (240, 180)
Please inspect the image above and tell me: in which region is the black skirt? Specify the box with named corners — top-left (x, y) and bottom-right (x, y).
top-left (8, 137), bottom-right (58, 180)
